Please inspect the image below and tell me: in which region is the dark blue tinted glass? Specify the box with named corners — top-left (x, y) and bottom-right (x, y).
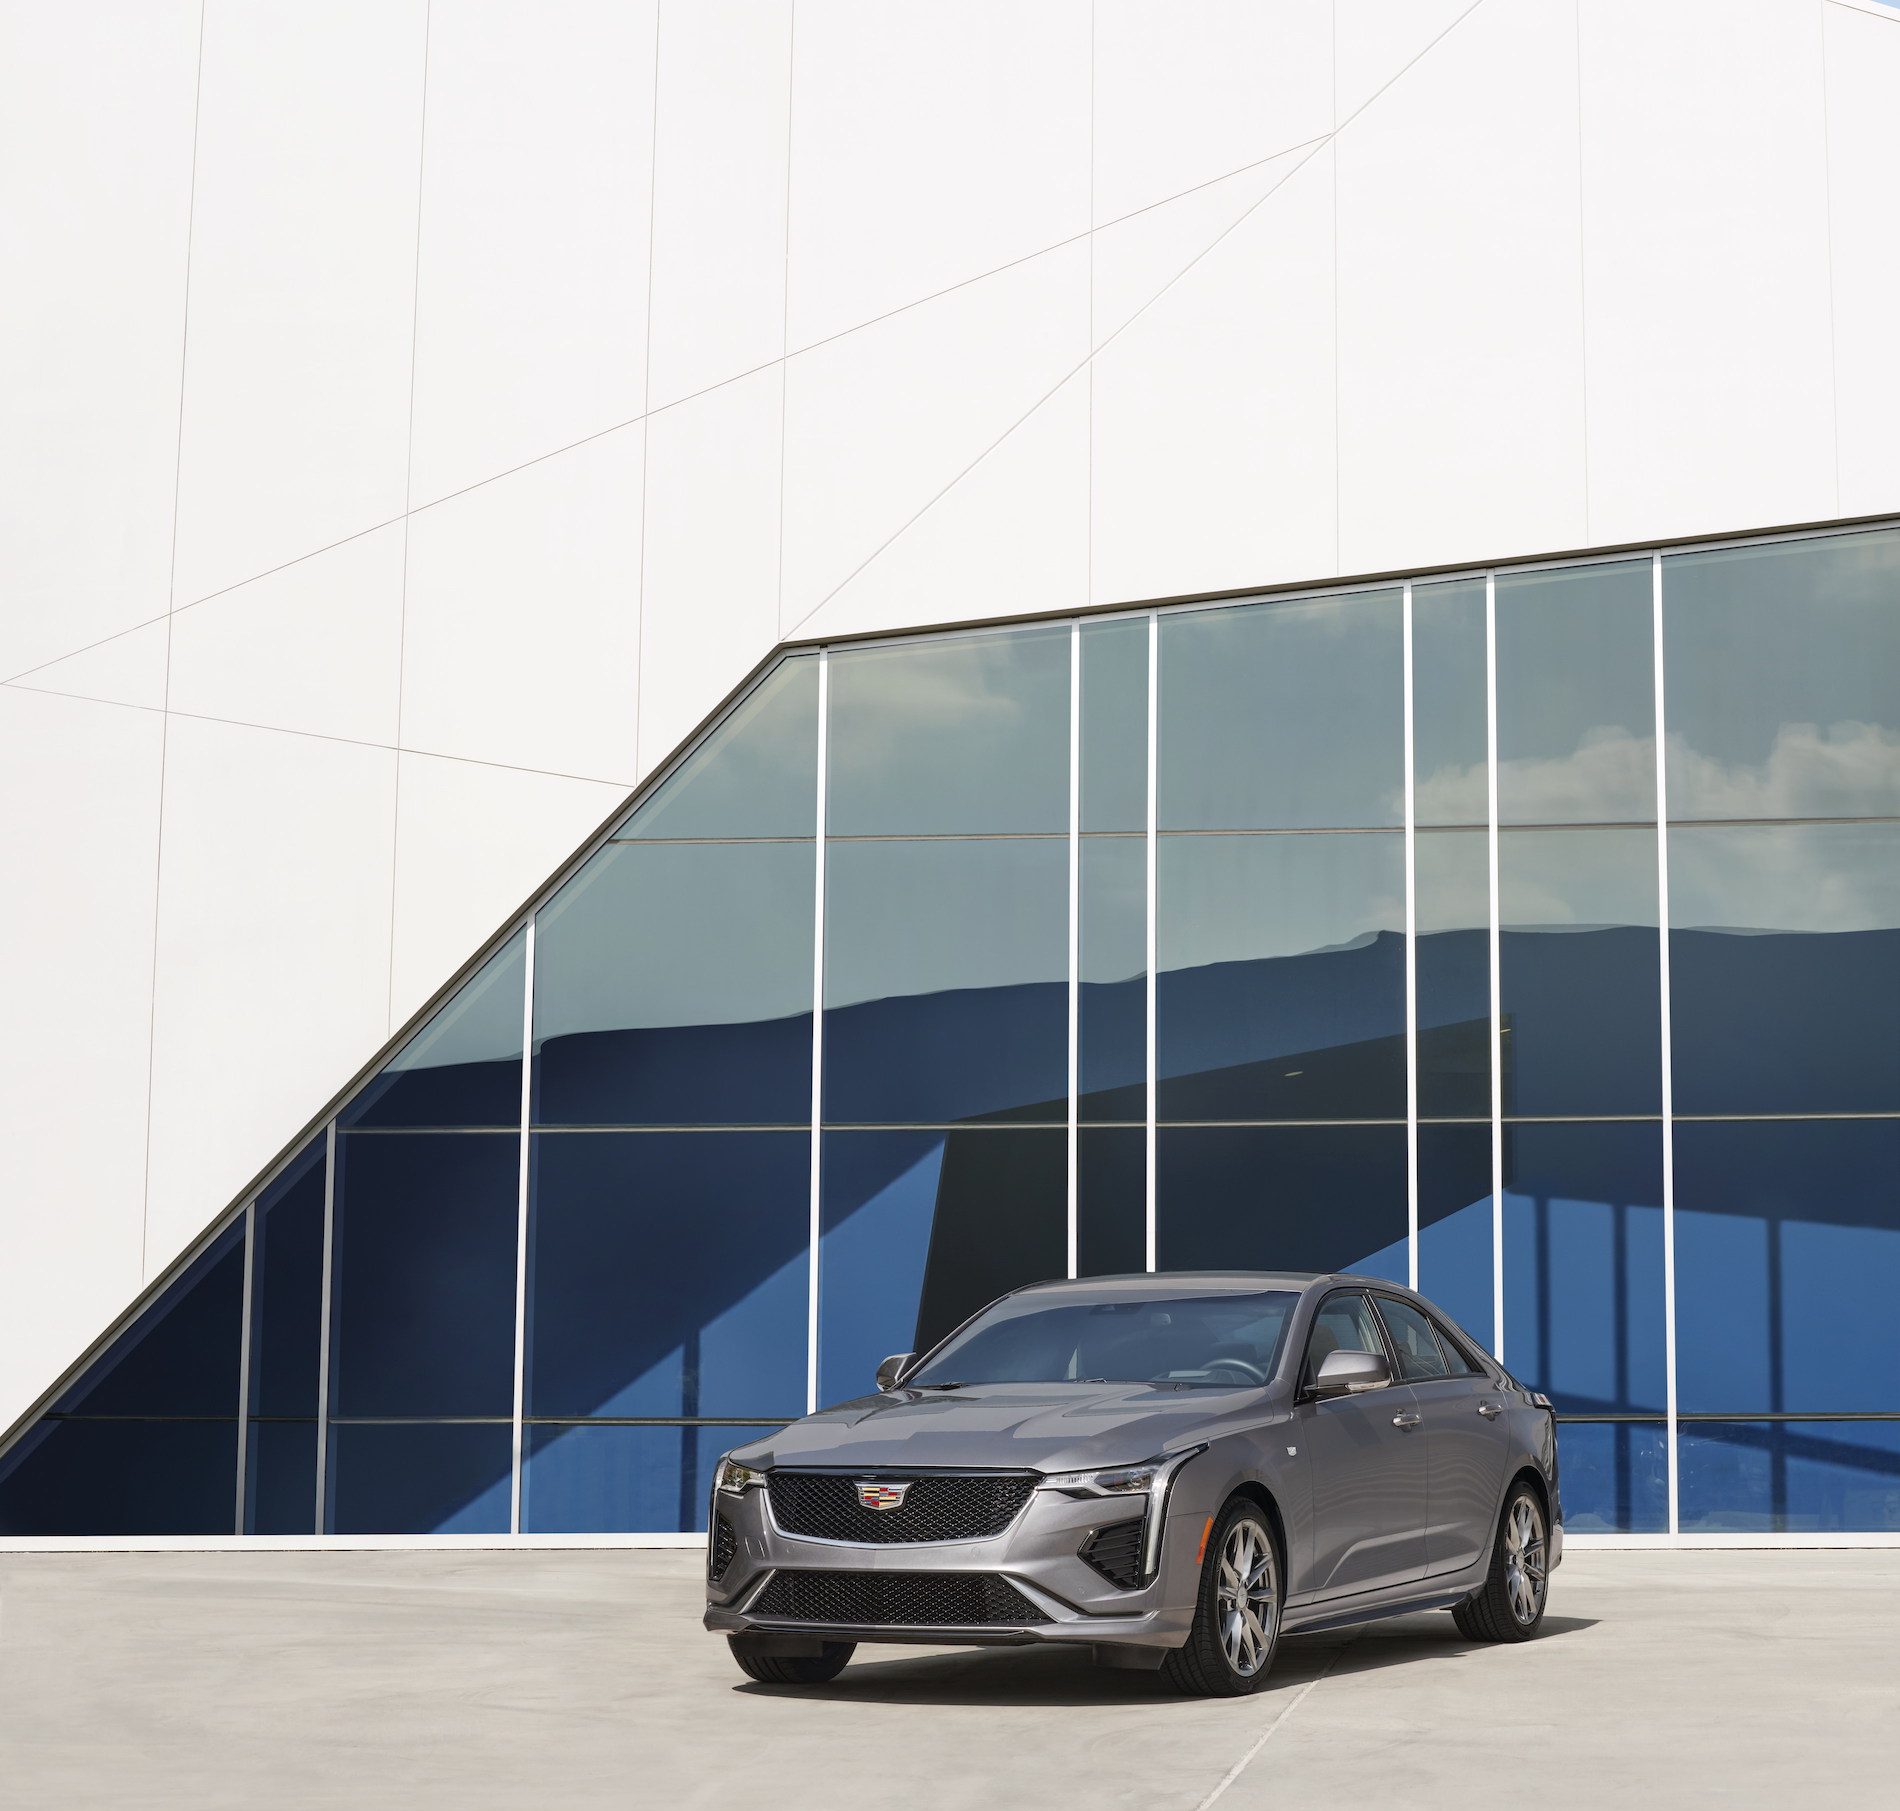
top-left (1078, 1126), bottom-right (1146, 1278)
top-left (324, 1422), bottom-right (511, 1535)
top-left (619, 656), bottom-right (817, 838)
top-left (827, 627), bottom-right (1070, 834)
top-left (1415, 830), bottom-right (1490, 1120)
top-left (1679, 1421), bottom-right (1900, 1534)
top-left (244, 1421), bottom-right (316, 1535)
top-left (1499, 828), bottom-right (1660, 1117)
top-left (54, 1219), bottom-right (244, 1418)
top-left (248, 1136), bottom-right (325, 1418)
top-left (1412, 578), bottom-right (1488, 827)
top-left (327, 1133), bottom-right (517, 1418)
top-left (1555, 1422), bottom-right (1669, 1533)
top-left (824, 838), bottom-right (1067, 1125)
top-left (342, 932), bottom-right (524, 1129)
top-left (1160, 591), bottom-right (1403, 829)
top-left (1416, 1122), bottom-right (1494, 1353)
top-left (1669, 823), bottom-right (1900, 1115)
top-left (1500, 1123), bottom-right (1666, 1414)
top-left (526, 1131), bottom-right (808, 1419)
top-left (1079, 835), bottom-right (1145, 1121)
top-left (1080, 617), bottom-right (1147, 833)
top-left (1674, 1120), bottom-right (1900, 1416)
top-left (0, 1420), bottom-right (237, 1536)
top-left (1157, 833), bottom-right (1404, 1121)
top-left (1663, 528), bottom-right (1900, 822)
top-left (1494, 559), bottom-right (1654, 825)
top-left (818, 1129), bottom-right (1065, 1405)
top-left (521, 1422), bottom-right (781, 1534)
top-left (1155, 1126), bottom-right (1408, 1283)
top-left (533, 841), bottom-right (813, 1127)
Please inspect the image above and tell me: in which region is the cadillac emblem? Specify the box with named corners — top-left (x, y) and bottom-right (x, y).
top-left (856, 1481), bottom-right (910, 1511)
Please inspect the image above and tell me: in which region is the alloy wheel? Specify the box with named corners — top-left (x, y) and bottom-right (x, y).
top-left (1503, 1495), bottom-right (1547, 1626)
top-left (1215, 1519), bottom-right (1278, 1678)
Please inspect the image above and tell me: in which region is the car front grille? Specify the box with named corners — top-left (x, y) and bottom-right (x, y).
top-left (1079, 1516), bottom-right (1147, 1590)
top-left (708, 1512), bottom-right (738, 1582)
top-left (751, 1569), bottom-right (1049, 1627)
top-left (767, 1470), bottom-right (1036, 1544)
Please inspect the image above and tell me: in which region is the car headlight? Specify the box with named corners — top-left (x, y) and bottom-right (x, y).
top-left (715, 1457), bottom-right (766, 1495)
top-left (1038, 1447), bottom-right (1206, 1582)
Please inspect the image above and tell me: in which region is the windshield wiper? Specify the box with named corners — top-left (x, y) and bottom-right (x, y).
top-left (909, 1380), bottom-right (967, 1391)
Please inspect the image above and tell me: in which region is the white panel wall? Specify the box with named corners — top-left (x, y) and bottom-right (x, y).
top-left (2, 0), bottom-right (1895, 1431)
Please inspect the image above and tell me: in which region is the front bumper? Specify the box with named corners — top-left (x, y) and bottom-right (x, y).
top-left (703, 1470), bottom-right (1212, 1652)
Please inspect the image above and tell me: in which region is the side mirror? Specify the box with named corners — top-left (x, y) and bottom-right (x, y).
top-left (1313, 1348), bottom-right (1391, 1397)
top-left (875, 1352), bottom-right (916, 1393)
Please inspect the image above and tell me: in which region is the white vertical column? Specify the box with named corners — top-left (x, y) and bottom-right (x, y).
top-left (1403, 584), bottom-right (1419, 1291)
top-left (1486, 573), bottom-right (1504, 1360)
top-left (508, 917), bottom-right (537, 1535)
top-left (313, 1120), bottom-right (337, 1534)
top-left (1067, 623), bottom-right (1081, 1278)
top-left (1144, 612), bottom-right (1159, 1272)
top-left (807, 651), bottom-right (830, 1413)
top-left (1652, 552), bottom-right (1680, 1539)
top-left (233, 1201), bottom-right (256, 1536)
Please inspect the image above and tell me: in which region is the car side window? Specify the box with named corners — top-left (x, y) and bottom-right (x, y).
top-left (1426, 1314), bottom-right (1486, 1378)
top-left (1302, 1292), bottom-right (1386, 1389)
top-left (1375, 1298), bottom-right (1453, 1382)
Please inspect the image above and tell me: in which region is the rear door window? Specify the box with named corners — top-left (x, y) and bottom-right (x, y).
top-left (1374, 1297), bottom-right (1454, 1382)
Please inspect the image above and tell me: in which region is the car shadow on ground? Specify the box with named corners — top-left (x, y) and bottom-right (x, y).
top-left (731, 1612), bottom-right (1601, 1707)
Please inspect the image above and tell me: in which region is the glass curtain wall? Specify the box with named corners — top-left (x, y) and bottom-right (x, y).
top-left (2, 523), bottom-right (1896, 1538)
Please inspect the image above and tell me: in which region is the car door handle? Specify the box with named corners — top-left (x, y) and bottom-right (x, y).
top-left (1391, 1411), bottom-right (1422, 1429)
top-left (1477, 1402), bottom-right (1503, 1420)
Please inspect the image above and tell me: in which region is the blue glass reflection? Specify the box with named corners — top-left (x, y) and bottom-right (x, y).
top-left (1414, 830), bottom-right (1490, 1120)
top-left (1079, 836), bottom-right (1145, 1120)
top-left (244, 1421), bottom-right (316, 1536)
top-left (521, 1422), bottom-right (781, 1534)
top-left (324, 1423), bottom-right (511, 1535)
top-left (1078, 1126), bottom-right (1146, 1278)
top-left (526, 1131), bottom-right (808, 1419)
top-left (248, 1136), bottom-right (325, 1418)
top-left (1080, 618), bottom-right (1148, 834)
top-left (1412, 578), bottom-right (1488, 827)
top-left (1554, 1422), bottom-right (1669, 1533)
top-left (1500, 1123), bottom-right (1666, 1414)
top-left (0, 1420), bottom-right (238, 1536)
top-left (1416, 1123), bottom-right (1494, 1353)
top-left (1679, 1421), bottom-right (1900, 1534)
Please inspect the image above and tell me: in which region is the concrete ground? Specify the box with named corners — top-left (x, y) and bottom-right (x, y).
top-left (1, 1550), bottom-right (1895, 1809)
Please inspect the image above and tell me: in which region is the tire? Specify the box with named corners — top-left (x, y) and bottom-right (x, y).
top-left (1452, 1481), bottom-right (1550, 1643)
top-left (727, 1636), bottom-right (855, 1685)
top-left (1161, 1498), bottom-right (1281, 1697)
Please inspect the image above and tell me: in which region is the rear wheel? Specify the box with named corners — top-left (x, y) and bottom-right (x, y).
top-left (1162, 1499), bottom-right (1280, 1697)
top-left (1452, 1482), bottom-right (1549, 1643)
top-left (727, 1636), bottom-right (855, 1685)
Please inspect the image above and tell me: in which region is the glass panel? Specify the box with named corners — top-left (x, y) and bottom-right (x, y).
top-left (617, 655), bottom-right (818, 839)
top-left (1159, 590), bottom-right (1403, 830)
top-left (533, 841), bottom-right (814, 1127)
top-left (1663, 528), bottom-right (1900, 822)
top-left (1494, 559), bottom-right (1654, 824)
top-left (1415, 829), bottom-right (1491, 1120)
top-left (817, 1129), bottom-right (1065, 1406)
top-left (521, 1422), bottom-right (782, 1535)
top-left (327, 1133), bottom-right (518, 1418)
top-left (341, 932), bottom-right (524, 1129)
top-left (1500, 1123), bottom-right (1666, 1414)
top-left (1378, 1296), bottom-right (1453, 1380)
top-left (1555, 1422), bottom-right (1669, 1533)
top-left (1412, 577), bottom-right (1488, 828)
top-left (1674, 1120), bottom-right (1900, 1416)
top-left (53, 1219), bottom-right (244, 1418)
top-left (1669, 822), bottom-right (1900, 1115)
top-left (823, 838), bottom-right (1067, 1125)
top-left (247, 1136), bottom-right (325, 1419)
top-left (1080, 617), bottom-right (1147, 833)
top-left (826, 626), bottom-right (1070, 834)
top-left (1157, 833), bottom-right (1404, 1122)
top-left (1079, 835), bottom-right (1145, 1121)
top-left (0, 1420), bottom-right (238, 1536)
top-left (1155, 1126), bottom-right (1409, 1281)
top-left (323, 1422), bottom-right (511, 1535)
top-left (1417, 1122), bottom-right (1495, 1354)
top-left (1498, 827), bottom-right (1660, 1117)
top-left (1679, 1421), bottom-right (1900, 1534)
top-left (243, 1421), bottom-right (316, 1536)
top-left (525, 1131), bottom-right (808, 1419)
top-left (1077, 1126), bottom-right (1146, 1278)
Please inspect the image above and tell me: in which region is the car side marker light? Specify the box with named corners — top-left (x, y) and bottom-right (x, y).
top-left (1196, 1515), bottom-right (1215, 1564)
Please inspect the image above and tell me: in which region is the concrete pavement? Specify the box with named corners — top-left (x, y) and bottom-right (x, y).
top-left (1, 1549), bottom-right (1894, 1809)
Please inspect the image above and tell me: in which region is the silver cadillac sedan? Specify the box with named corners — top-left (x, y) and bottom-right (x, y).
top-left (704, 1271), bottom-right (1561, 1696)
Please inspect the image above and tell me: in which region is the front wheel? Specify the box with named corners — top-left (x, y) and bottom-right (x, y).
top-left (1452, 1482), bottom-right (1549, 1643)
top-left (728, 1636), bottom-right (855, 1685)
top-left (1162, 1499), bottom-right (1281, 1696)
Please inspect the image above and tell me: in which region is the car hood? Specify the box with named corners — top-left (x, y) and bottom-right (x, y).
top-left (738, 1381), bottom-right (1285, 1475)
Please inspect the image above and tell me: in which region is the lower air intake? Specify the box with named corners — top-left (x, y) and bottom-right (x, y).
top-left (752, 1569), bottom-right (1048, 1627)
top-left (709, 1513), bottom-right (738, 1582)
top-left (1079, 1517), bottom-right (1147, 1589)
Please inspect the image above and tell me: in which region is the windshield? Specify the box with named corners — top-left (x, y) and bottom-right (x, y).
top-left (907, 1291), bottom-right (1298, 1389)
